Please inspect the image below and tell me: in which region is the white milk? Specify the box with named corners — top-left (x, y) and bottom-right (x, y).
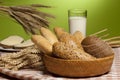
top-left (69, 16), bottom-right (86, 36)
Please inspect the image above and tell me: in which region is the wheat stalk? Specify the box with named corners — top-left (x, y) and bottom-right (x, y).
top-left (104, 36), bottom-right (120, 48)
top-left (90, 28), bottom-right (108, 36)
top-left (0, 46), bottom-right (42, 70)
top-left (30, 4), bottom-right (52, 8)
top-left (104, 36), bottom-right (120, 42)
top-left (0, 4), bottom-right (54, 34)
top-left (91, 29), bottom-right (120, 48)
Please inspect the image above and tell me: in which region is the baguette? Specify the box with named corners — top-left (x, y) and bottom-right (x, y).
top-left (31, 35), bottom-right (52, 55)
top-left (40, 27), bottom-right (58, 45)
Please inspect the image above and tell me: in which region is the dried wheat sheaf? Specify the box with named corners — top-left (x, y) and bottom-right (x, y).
top-left (0, 4), bottom-right (54, 34)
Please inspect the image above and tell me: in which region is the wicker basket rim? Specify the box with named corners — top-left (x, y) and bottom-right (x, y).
top-left (44, 54), bottom-right (114, 62)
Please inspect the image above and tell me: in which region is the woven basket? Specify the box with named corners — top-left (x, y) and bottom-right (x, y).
top-left (43, 54), bottom-right (114, 77)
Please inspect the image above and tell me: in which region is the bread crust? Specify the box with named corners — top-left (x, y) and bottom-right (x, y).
top-left (73, 31), bottom-right (84, 44)
top-left (40, 27), bottom-right (58, 45)
top-left (53, 41), bottom-right (96, 60)
top-left (54, 27), bottom-right (68, 40)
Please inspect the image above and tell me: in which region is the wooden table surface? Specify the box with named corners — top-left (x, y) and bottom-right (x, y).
top-left (0, 48), bottom-right (120, 80)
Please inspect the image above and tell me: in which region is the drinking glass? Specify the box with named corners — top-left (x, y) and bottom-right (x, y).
top-left (68, 9), bottom-right (87, 36)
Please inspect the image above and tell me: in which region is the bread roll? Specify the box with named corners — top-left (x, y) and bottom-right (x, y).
top-left (0, 35), bottom-right (24, 48)
top-left (31, 35), bottom-right (52, 55)
top-left (40, 27), bottom-right (58, 45)
top-left (54, 27), bottom-right (68, 39)
top-left (73, 31), bottom-right (84, 44)
top-left (59, 32), bottom-right (84, 50)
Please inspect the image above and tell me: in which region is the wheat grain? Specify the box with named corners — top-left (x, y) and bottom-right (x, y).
top-left (0, 46), bottom-right (42, 70)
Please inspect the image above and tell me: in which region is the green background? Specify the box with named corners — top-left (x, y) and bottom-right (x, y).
top-left (0, 0), bottom-right (120, 40)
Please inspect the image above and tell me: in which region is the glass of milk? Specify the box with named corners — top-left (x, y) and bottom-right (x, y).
top-left (68, 9), bottom-right (87, 36)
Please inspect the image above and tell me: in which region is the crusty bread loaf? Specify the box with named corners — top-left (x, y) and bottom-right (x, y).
top-left (81, 36), bottom-right (114, 58)
top-left (31, 35), bottom-right (52, 55)
top-left (14, 39), bottom-right (34, 49)
top-left (0, 35), bottom-right (24, 48)
top-left (81, 36), bottom-right (99, 45)
top-left (40, 27), bottom-right (58, 45)
top-left (53, 41), bottom-right (96, 60)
